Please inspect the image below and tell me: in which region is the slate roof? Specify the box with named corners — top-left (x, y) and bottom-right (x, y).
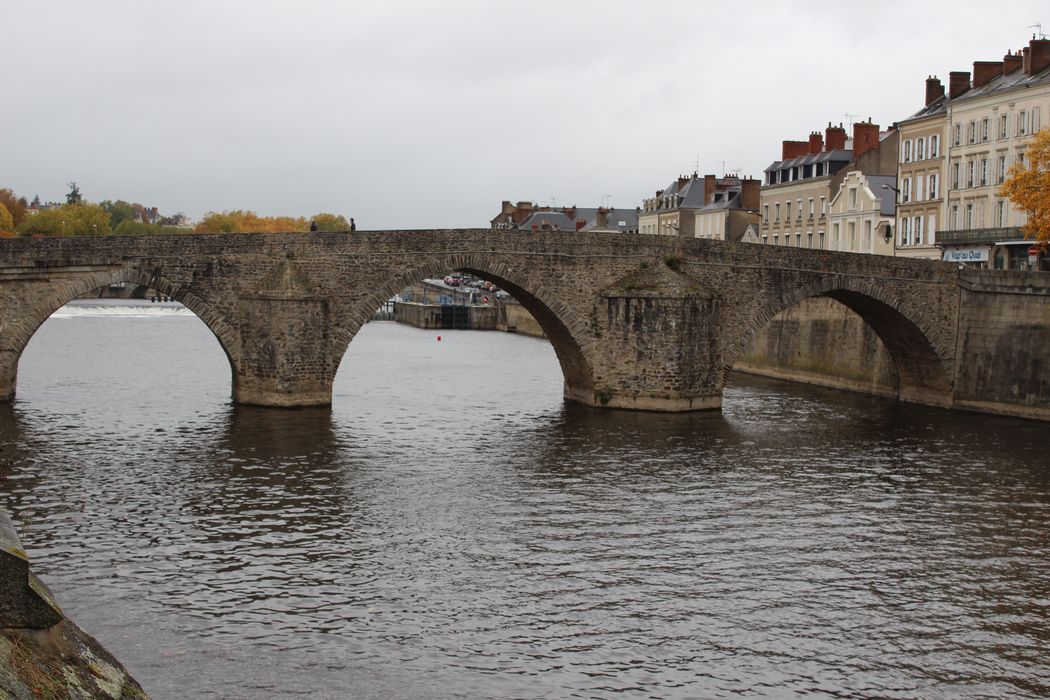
top-left (864, 175), bottom-right (898, 216)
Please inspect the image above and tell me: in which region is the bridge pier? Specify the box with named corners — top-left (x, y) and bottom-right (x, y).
top-left (584, 270), bottom-right (725, 412)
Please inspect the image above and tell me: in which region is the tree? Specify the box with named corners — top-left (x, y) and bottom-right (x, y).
top-left (0, 189), bottom-right (28, 227)
top-left (16, 203), bottom-right (111, 237)
top-left (311, 213), bottom-right (350, 231)
top-left (194, 210), bottom-right (308, 233)
top-left (0, 203), bottom-right (13, 233)
top-left (66, 182), bottom-right (83, 205)
top-left (1001, 126), bottom-right (1050, 246)
top-left (100, 200), bottom-right (138, 229)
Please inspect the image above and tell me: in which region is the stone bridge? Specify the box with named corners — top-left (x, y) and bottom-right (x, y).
top-left (0, 230), bottom-right (1047, 419)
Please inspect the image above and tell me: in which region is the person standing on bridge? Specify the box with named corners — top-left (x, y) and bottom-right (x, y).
top-left (309, 220), bottom-right (318, 232)
top-left (350, 217), bottom-right (356, 232)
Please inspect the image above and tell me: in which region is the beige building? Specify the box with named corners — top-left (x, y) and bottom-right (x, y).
top-left (826, 171), bottom-right (896, 255)
top-left (641, 174), bottom-right (757, 238)
top-left (760, 122), bottom-right (897, 251)
top-left (938, 38), bottom-right (1050, 269)
top-left (894, 77), bottom-right (948, 259)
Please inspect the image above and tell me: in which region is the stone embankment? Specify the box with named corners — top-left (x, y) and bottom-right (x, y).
top-left (1, 510), bottom-right (148, 699)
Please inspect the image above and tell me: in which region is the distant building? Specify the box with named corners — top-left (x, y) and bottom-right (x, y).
top-left (760, 121), bottom-right (898, 251)
top-left (826, 171), bottom-right (896, 255)
top-left (639, 174), bottom-right (759, 240)
top-left (490, 201), bottom-right (639, 233)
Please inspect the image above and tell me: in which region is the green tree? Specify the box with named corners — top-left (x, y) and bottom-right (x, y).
top-left (100, 200), bottom-right (137, 229)
top-left (1001, 127), bottom-right (1050, 246)
top-left (311, 213), bottom-right (350, 231)
top-left (0, 189), bottom-right (28, 227)
top-left (17, 203), bottom-right (111, 237)
top-left (66, 182), bottom-right (82, 205)
top-left (0, 202), bottom-right (13, 232)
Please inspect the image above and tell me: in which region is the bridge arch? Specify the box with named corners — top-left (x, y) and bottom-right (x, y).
top-left (0, 264), bottom-right (239, 401)
top-left (331, 254), bottom-right (596, 401)
top-left (722, 276), bottom-right (955, 407)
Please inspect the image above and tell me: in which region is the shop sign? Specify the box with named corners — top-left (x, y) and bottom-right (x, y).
top-left (942, 247), bottom-right (989, 263)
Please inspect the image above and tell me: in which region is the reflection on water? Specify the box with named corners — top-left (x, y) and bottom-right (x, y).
top-left (0, 303), bottom-right (1048, 699)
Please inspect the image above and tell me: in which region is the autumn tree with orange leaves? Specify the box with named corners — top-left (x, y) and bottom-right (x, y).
top-left (1001, 127), bottom-right (1050, 247)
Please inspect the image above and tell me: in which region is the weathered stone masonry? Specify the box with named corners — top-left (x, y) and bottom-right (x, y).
top-left (0, 230), bottom-right (1046, 419)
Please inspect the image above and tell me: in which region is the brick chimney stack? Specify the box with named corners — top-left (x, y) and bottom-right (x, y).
top-left (781, 140), bottom-right (809, 160)
top-left (973, 61), bottom-right (1003, 88)
top-left (740, 178), bottom-right (760, 211)
top-left (825, 124), bottom-right (847, 151)
top-left (925, 76), bottom-right (945, 106)
top-left (1029, 38), bottom-right (1050, 76)
top-left (1022, 46), bottom-right (1031, 73)
top-left (852, 120), bottom-right (880, 160)
top-left (704, 175), bottom-right (717, 204)
top-left (677, 175), bottom-right (691, 193)
top-left (808, 132), bottom-right (824, 154)
top-left (1002, 51), bottom-right (1023, 75)
top-left (948, 71), bottom-right (971, 99)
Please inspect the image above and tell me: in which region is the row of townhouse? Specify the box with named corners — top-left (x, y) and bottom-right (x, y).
top-left (637, 174), bottom-right (761, 241)
top-left (758, 35), bottom-right (1050, 269)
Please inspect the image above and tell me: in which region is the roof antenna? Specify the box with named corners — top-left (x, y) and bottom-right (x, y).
top-left (845, 113), bottom-right (864, 127)
top-left (1030, 23), bottom-right (1047, 39)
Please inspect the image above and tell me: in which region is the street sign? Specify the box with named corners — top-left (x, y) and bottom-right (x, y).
top-left (1028, 246), bottom-right (1041, 256)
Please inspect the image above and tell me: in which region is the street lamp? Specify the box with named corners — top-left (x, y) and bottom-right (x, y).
top-left (880, 184), bottom-right (900, 245)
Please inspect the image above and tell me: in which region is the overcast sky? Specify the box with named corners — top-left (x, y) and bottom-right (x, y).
top-left (2, 1), bottom-right (1047, 228)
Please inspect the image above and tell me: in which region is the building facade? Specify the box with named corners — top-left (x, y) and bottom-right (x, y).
top-left (826, 172), bottom-right (896, 255)
top-left (491, 201), bottom-right (639, 233)
top-left (938, 38), bottom-right (1050, 269)
top-left (894, 77), bottom-right (948, 260)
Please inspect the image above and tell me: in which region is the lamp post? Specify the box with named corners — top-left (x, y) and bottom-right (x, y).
top-left (880, 184), bottom-right (900, 250)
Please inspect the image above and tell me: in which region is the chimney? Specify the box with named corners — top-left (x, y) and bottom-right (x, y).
top-left (704, 174), bottom-right (716, 204)
top-left (808, 132), bottom-right (824, 154)
top-left (1029, 38), bottom-right (1050, 76)
top-left (1003, 51), bottom-right (1023, 75)
top-left (1022, 46), bottom-right (1031, 73)
top-left (825, 124), bottom-right (847, 151)
top-left (925, 76), bottom-right (945, 105)
top-left (677, 175), bottom-right (691, 193)
top-left (740, 178), bottom-right (760, 211)
top-left (973, 61), bottom-right (1003, 88)
top-left (595, 208), bottom-right (608, 229)
top-left (948, 71), bottom-right (971, 99)
top-left (781, 140), bottom-right (808, 160)
top-left (852, 121), bottom-right (880, 160)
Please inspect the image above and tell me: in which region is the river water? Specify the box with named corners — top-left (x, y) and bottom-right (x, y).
top-left (1, 300), bottom-right (1048, 699)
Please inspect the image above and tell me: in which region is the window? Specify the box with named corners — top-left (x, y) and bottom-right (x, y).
top-left (952, 162), bottom-right (960, 189)
top-left (980, 158), bottom-right (988, 186)
top-left (981, 118), bottom-right (989, 142)
top-left (929, 214), bottom-right (937, 244)
top-left (968, 160), bottom-right (975, 188)
top-left (997, 199), bottom-right (1006, 227)
top-left (915, 215), bottom-right (924, 245)
top-left (953, 123), bottom-right (961, 146)
top-left (916, 174), bottom-right (924, 202)
top-left (796, 199), bottom-right (802, 221)
top-left (951, 205), bottom-right (959, 230)
top-left (899, 216), bottom-right (909, 246)
top-left (808, 198), bottom-right (814, 219)
top-left (999, 114), bottom-right (1009, 140)
top-left (917, 137), bottom-right (925, 160)
top-left (966, 203), bottom-right (974, 229)
top-left (903, 140), bottom-right (912, 162)
top-left (849, 187), bottom-right (858, 209)
top-left (833, 223), bottom-right (840, 248)
top-left (930, 134), bottom-right (940, 158)
top-left (763, 205), bottom-right (769, 222)
top-left (820, 196), bottom-right (826, 217)
top-left (864, 220), bottom-right (872, 250)
top-left (997, 155), bottom-right (1007, 183)
top-left (967, 120), bottom-right (976, 144)
top-left (774, 203), bottom-right (780, 222)
top-left (902, 178), bottom-right (911, 203)
top-left (848, 221), bottom-right (856, 250)
top-left (785, 202), bottom-right (791, 221)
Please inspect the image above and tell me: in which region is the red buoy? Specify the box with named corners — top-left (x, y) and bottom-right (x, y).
top-left (437, 336), bottom-right (441, 341)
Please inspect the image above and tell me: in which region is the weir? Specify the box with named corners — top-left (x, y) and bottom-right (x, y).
top-left (0, 230), bottom-right (1048, 420)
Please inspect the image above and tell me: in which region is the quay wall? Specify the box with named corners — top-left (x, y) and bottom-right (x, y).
top-left (734, 297), bottom-right (899, 397)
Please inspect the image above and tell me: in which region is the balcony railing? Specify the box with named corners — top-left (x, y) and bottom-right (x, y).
top-left (936, 227), bottom-right (1024, 244)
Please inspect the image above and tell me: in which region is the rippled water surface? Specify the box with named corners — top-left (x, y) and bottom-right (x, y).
top-left (1, 300), bottom-right (1048, 699)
